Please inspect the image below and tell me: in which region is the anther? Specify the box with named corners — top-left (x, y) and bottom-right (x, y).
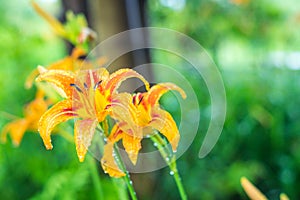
top-left (94, 80), bottom-right (102, 90)
top-left (70, 83), bottom-right (83, 93)
top-left (137, 96), bottom-right (144, 105)
top-left (84, 82), bottom-right (88, 89)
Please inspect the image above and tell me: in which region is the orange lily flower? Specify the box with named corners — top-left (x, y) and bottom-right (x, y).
top-left (36, 67), bottom-right (149, 163)
top-left (1, 90), bottom-right (50, 146)
top-left (101, 83), bottom-right (186, 177)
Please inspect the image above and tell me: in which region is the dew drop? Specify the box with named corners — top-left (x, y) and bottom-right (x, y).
top-left (169, 171), bottom-right (174, 176)
top-left (153, 143), bottom-right (158, 147)
top-left (129, 180), bottom-right (133, 185)
top-left (165, 157), bottom-right (170, 162)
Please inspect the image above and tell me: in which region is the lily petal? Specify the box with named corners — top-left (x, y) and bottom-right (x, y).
top-left (38, 100), bottom-right (77, 149)
top-left (36, 67), bottom-right (75, 98)
top-left (110, 93), bottom-right (138, 130)
top-left (105, 68), bottom-right (150, 93)
top-left (108, 124), bottom-right (141, 165)
top-left (122, 133), bottom-right (142, 165)
top-left (101, 142), bottom-right (125, 177)
top-left (149, 107), bottom-right (180, 152)
top-left (1, 119), bottom-right (29, 146)
top-left (74, 119), bottom-right (98, 162)
top-left (145, 83), bottom-right (186, 107)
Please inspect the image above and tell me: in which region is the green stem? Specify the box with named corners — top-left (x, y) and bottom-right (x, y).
top-left (58, 126), bottom-right (104, 199)
top-left (87, 156), bottom-right (104, 200)
top-left (100, 120), bottom-right (137, 200)
top-left (113, 144), bottom-right (137, 200)
top-left (150, 134), bottom-right (187, 200)
top-left (56, 127), bottom-right (74, 143)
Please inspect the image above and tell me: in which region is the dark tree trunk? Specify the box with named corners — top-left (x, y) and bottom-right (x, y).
top-left (61, 0), bottom-right (155, 198)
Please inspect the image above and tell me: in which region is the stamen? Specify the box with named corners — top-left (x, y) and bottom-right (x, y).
top-left (70, 83), bottom-right (83, 93)
top-left (94, 80), bottom-right (102, 90)
top-left (84, 82), bottom-right (88, 89)
top-left (137, 96), bottom-right (144, 105)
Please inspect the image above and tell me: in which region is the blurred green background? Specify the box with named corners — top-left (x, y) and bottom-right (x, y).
top-left (1, 0), bottom-right (300, 199)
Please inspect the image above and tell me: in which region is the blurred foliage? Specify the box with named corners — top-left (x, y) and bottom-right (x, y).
top-left (148, 0), bottom-right (300, 199)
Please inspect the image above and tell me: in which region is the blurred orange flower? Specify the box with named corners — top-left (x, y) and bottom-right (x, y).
top-left (1, 90), bottom-right (50, 146)
top-left (25, 48), bottom-right (86, 89)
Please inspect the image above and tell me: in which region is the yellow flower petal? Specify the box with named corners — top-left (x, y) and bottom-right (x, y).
top-left (122, 133), bottom-right (142, 165)
top-left (74, 119), bottom-right (98, 162)
top-left (110, 93), bottom-right (138, 128)
top-left (1, 119), bottom-right (29, 146)
top-left (145, 83), bottom-right (186, 107)
top-left (36, 67), bottom-right (75, 98)
top-left (101, 142), bottom-right (125, 178)
top-left (240, 177), bottom-right (268, 200)
top-left (105, 68), bottom-right (150, 93)
top-left (38, 100), bottom-right (77, 150)
top-left (108, 125), bottom-right (124, 142)
top-left (149, 107), bottom-right (180, 152)
top-left (108, 124), bottom-right (142, 165)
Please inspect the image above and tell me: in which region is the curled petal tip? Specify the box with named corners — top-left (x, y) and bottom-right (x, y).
top-left (24, 82), bottom-right (32, 89)
top-left (181, 91), bottom-right (187, 99)
top-left (240, 176), bottom-right (247, 183)
top-left (78, 155), bottom-right (85, 162)
top-left (145, 82), bottom-right (150, 91)
top-left (101, 143), bottom-right (126, 177)
top-left (45, 144), bottom-right (53, 150)
top-left (37, 65), bottom-right (47, 74)
top-left (12, 141), bottom-right (20, 147)
top-left (128, 152), bottom-right (138, 165)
